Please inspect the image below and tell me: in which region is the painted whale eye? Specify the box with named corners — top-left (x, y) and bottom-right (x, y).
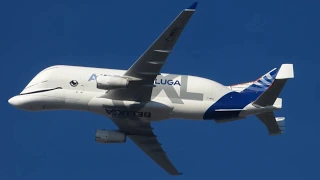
top-left (69, 80), bottom-right (78, 87)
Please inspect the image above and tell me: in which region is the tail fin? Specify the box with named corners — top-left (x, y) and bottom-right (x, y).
top-left (229, 68), bottom-right (279, 93)
top-left (255, 64), bottom-right (293, 136)
top-left (228, 64), bottom-right (294, 106)
top-left (253, 64), bottom-right (294, 107)
top-left (228, 64), bottom-right (293, 136)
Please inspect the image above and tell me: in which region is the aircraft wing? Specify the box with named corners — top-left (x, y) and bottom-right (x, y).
top-left (101, 2), bottom-right (197, 101)
top-left (109, 116), bottom-right (182, 175)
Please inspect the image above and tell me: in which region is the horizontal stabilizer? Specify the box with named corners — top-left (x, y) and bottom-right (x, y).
top-left (256, 112), bottom-right (285, 135)
top-left (253, 64), bottom-right (294, 107)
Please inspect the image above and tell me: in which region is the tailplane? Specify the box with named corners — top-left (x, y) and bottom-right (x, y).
top-left (254, 64), bottom-right (293, 135)
top-left (256, 112), bottom-right (286, 135)
top-left (228, 64), bottom-right (294, 135)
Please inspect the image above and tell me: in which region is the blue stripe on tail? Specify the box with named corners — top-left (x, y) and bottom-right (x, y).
top-left (203, 68), bottom-right (279, 120)
top-left (242, 68), bottom-right (278, 93)
top-left (203, 92), bottom-right (253, 120)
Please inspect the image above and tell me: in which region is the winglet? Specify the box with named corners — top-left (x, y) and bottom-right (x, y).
top-left (187, 2), bottom-right (198, 10)
top-left (275, 64), bottom-right (294, 79)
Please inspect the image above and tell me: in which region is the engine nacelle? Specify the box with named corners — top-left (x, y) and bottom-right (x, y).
top-left (96, 75), bottom-right (129, 90)
top-left (95, 129), bottom-right (126, 143)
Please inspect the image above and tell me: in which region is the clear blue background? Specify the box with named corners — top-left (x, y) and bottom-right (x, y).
top-left (1, 0), bottom-right (318, 179)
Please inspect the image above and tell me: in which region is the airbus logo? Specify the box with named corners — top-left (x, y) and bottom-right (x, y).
top-left (88, 74), bottom-right (97, 81)
top-left (69, 80), bottom-right (78, 87)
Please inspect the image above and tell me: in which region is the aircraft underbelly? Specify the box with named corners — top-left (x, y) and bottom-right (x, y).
top-left (170, 100), bottom-right (211, 120)
top-left (88, 97), bottom-right (174, 122)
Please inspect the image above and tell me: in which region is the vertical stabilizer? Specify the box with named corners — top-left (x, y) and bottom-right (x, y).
top-left (253, 64), bottom-right (294, 107)
top-left (229, 68), bottom-right (278, 93)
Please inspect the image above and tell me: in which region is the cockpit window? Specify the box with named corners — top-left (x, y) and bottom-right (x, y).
top-left (21, 66), bottom-right (60, 94)
top-left (25, 80), bottom-right (48, 89)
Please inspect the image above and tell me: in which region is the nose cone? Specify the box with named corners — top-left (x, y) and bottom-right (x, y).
top-left (8, 96), bottom-right (20, 107)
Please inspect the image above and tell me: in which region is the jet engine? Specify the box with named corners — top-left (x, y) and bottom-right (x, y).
top-left (95, 129), bottom-right (127, 143)
top-left (96, 75), bottom-right (129, 90)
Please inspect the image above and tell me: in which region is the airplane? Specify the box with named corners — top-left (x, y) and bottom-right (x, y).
top-left (8, 2), bottom-right (294, 175)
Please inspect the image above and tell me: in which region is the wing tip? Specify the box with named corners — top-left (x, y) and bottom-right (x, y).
top-left (186, 2), bottom-right (198, 10)
top-left (275, 64), bottom-right (294, 79)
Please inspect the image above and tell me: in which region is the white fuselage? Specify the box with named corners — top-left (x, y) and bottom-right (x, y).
top-left (8, 65), bottom-right (279, 122)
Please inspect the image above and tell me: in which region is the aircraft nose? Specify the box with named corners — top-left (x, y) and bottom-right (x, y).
top-left (8, 96), bottom-right (20, 107)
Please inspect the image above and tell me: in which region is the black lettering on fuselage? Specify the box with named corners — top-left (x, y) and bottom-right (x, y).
top-left (105, 109), bottom-right (151, 117)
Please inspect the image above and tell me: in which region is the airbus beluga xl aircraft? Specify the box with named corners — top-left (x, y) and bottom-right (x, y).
top-left (8, 2), bottom-right (294, 175)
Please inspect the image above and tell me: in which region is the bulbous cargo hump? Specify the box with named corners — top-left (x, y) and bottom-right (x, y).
top-left (24, 65), bottom-right (233, 103)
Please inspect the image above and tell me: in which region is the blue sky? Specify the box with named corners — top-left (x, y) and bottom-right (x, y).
top-left (1, 0), bottom-right (319, 179)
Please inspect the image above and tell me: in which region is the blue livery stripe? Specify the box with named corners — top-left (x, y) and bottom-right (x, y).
top-left (203, 92), bottom-right (253, 120)
top-left (257, 80), bottom-right (270, 86)
top-left (242, 68), bottom-right (279, 93)
top-left (204, 67), bottom-right (279, 120)
top-left (269, 69), bottom-right (278, 76)
top-left (263, 77), bottom-right (273, 83)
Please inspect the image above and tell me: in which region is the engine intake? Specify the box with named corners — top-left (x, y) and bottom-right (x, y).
top-left (96, 75), bottom-right (129, 90)
top-left (95, 129), bottom-right (127, 143)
